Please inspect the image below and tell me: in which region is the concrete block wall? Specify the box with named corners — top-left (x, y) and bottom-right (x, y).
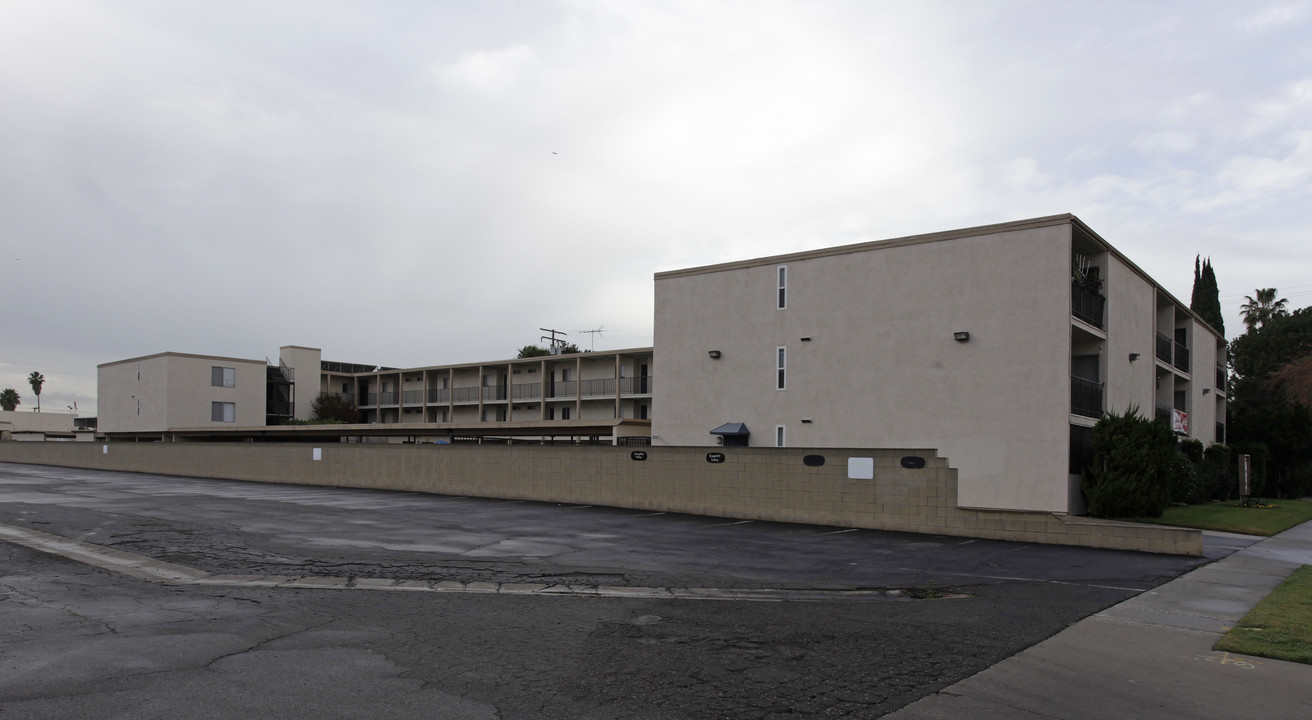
top-left (0, 441), bottom-right (1200, 555)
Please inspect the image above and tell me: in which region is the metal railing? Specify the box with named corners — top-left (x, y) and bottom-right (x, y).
top-left (362, 392), bottom-right (377, 406)
top-left (620, 377), bottom-right (654, 395)
top-left (452, 387), bottom-right (480, 403)
top-left (1071, 282), bottom-right (1106, 329)
top-left (1156, 332), bottom-right (1173, 363)
top-left (547, 381), bottom-right (578, 399)
top-left (401, 390), bottom-right (423, 405)
top-left (1071, 375), bottom-right (1104, 419)
top-left (1173, 342), bottom-right (1190, 373)
top-left (512, 383), bottom-right (541, 400)
top-left (580, 378), bottom-right (615, 397)
top-left (427, 388), bottom-right (450, 404)
top-left (1216, 368), bottom-right (1227, 393)
top-left (1216, 423), bottom-right (1225, 444)
top-left (379, 392), bottom-right (399, 406)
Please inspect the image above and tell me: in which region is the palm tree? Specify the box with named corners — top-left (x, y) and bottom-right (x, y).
top-left (1240, 288), bottom-right (1290, 333)
top-left (28, 371), bottom-right (44, 412)
top-left (0, 388), bottom-right (19, 412)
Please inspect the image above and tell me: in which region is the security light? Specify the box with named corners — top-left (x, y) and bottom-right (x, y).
top-left (953, 331), bottom-right (970, 342)
top-left (708, 350), bottom-right (722, 359)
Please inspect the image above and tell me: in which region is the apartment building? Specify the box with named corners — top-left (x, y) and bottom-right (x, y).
top-left (98, 352), bottom-right (273, 432)
top-left (98, 345), bottom-right (654, 442)
top-left (651, 214), bottom-right (1226, 515)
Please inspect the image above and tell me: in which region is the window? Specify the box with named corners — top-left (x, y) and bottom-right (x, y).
top-left (547, 407), bottom-right (555, 420)
top-left (211, 366), bottom-right (235, 388)
top-left (211, 402), bottom-right (235, 423)
top-left (776, 346), bottom-right (786, 390)
top-left (562, 406), bottom-right (571, 420)
top-left (776, 425), bottom-right (786, 447)
top-left (777, 266), bottom-right (787, 309)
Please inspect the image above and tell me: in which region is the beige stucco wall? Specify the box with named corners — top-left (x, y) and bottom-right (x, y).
top-left (98, 353), bottom-right (266, 433)
top-left (279, 346), bottom-right (321, 421)
top-left (0, 411), bottom-right (77, 434)
top-left (1103, 253), bottom-right (1158, 415)
top-left (654, 224), bottom-right (1074, 513)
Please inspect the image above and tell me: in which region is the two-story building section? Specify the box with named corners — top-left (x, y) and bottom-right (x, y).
top-left (651, 214), bottom-right (1226, 515)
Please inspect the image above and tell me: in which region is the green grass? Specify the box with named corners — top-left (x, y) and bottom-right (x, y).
top-left (1215, 565), bottom-right (1312, 665)
top-left (1122, 498), bottom-right (1312, 536)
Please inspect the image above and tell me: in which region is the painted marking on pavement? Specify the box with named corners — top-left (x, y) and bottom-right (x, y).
top-left (1196, 651), bottom-right (1264, 670)
top-left (0, 521), bottom-right (947, 603)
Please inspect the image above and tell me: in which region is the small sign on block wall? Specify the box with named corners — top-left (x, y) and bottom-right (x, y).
top-left (848, 457), bottom-right (874, 480)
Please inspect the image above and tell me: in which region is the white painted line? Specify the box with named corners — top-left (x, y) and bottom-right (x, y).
top-left (707, 520), bottom-right (754, 527)
top-left (632, 512), bottom-right (667, 517)
top-left (0, 521), bottom-right (961, 603)
top-left (821, 528), bottom-right (859, 535)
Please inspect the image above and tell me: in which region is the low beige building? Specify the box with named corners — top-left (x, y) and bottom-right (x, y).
top-left (98, 345), bottom-right (655, 443)
top-left (652, 214), bottom-right (1226, 515)
top-left (0, 410), bottom-right (85, 441)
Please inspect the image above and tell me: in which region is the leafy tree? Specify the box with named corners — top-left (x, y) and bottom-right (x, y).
top-left (0, 388), bottom-right (19, 412)
top-left (1083, 406), bottom-right (1176, 518)
top-left (27, 371), bottom-right (44, 412)
top-left (311, 393), bottom-right (361, 423)
top-left (517, 345), bottom-right (551, 358)
top-left (1189, 255), bottom-right (1224, 336)
top-left (1272, 351), bottom-right (1312, 406)
top-left (1240, 288), bottom-right (1289, 333)
top-left (1229, 306), bottom-right (1312, 498)
top-left (559, 342), bottom-right (583, 355)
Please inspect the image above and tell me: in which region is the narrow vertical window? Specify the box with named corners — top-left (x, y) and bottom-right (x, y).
top-left (777, 266), bottom-right (787, 309)
top-left (776, 425), bottom-right (786, 447)
top-left (776, 346), bottom-right (786, 390)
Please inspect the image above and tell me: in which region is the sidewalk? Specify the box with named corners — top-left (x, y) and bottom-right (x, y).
top-left (887, 520), bottom-right (1312, 719)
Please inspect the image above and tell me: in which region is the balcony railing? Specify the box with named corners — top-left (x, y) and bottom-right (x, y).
top-left (362, 392), bottom-right (377, 406)
top-left (1071, 375), bottom-right (1104, 419)
top-left (483, 386), bottom-right (507, 401)
top-left (1071, 282), bottom-right (1106, 329)
top-left (1216, 368), bottom-right (1227, 394)
top-left (512, 383), bottom-right (541, 400)
top-left (1173, 342), bottom-right (1190, 373)
top-left (379, 392), bottom-right (399, 406)
top-left (452, 387), bottom-right (480, 403)
top-left (1155, 403), bottom-right (1173, 425)
top-left (1216, 422), bottom-right (1225, 444)
top-left (581, 378), bottom-right (616, 397)
top-left (401, 390), bottom-right (423, 405)
top-left (427, 388), bottom-right (450, 404)
top-left (546, 381), bottom-right (578, 399)
top-left (620, 377), bottom-right (654, 395)
top-left (1156, 332), bottom-right (1173, 363)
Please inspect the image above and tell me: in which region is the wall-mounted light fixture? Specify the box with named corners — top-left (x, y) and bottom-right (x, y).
top-left (800, 337), bottom-right (812, 342)
top-left (707, 350), bottom-right (722, 359)
top-left (953, 331), bottom-right (970, 342)
top-left (1129, 353), bottom-right (1141, 362)
top-left (801, 417), bottom-right (813, 424)
top-left (1203, 388), bottom-right (1211, 395)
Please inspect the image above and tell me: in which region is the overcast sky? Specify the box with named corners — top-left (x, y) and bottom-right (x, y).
top-left (2, 0), bottom-right (1310, 417)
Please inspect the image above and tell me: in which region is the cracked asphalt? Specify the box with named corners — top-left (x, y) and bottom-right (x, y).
top-left (0, 462), bottom-right (1223, 718)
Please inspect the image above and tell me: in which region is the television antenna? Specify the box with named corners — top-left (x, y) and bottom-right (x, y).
top-left (578, 326), bottom-right (605, 351)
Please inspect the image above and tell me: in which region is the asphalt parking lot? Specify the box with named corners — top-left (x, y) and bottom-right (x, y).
top-left (0, 462), bottom-right (1223, 718)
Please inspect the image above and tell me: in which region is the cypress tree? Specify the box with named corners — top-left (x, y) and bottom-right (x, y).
top-left (1190, 255), bottom-right (1225, 336)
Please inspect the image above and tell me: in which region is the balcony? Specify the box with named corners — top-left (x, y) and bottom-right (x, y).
top-left (379, 392), bottom-right (399, 406)
top-left (452, 387), bottom-right (480, 403)
top-left (427, 388), bottom-right (450, 404)
top-left (1156, 332), bottom-right (1173, 364)
top-left (1071, 375), bottom-right (1104, 419)
top-left (581, 378), bottom-right (616, 397)
top-left (362, 392), bottom-right (377, 406)
top-left (620, 376), bottom-right (654, 395)
top-left (1071, 282), bottom-right (1106, 329)
top-left (546, 381), bottom-right (578, 399)
top-left (1173, 342), bottom-right (1190, 373)
top-left (401, 390), bottom-right (423, 405)
top-left (1216, 368), bottom-right (1227, 394)
top-left (512, 383), bottom-right (541, 400)
top-left (483, 386), bottom-right (508, 401)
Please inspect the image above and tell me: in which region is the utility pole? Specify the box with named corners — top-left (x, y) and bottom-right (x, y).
top-left (540, 327), bottom-right (568, 354)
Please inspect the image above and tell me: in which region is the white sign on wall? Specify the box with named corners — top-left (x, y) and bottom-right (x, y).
top-left (848, 457), bottom-right (874, 480)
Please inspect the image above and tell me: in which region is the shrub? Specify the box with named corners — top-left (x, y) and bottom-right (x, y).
top-left (1083, 407), bottom-right (1176, 518)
